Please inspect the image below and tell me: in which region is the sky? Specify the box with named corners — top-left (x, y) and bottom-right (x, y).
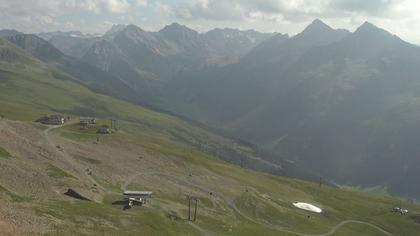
top-left (1, 0), bottom-right (420, 44)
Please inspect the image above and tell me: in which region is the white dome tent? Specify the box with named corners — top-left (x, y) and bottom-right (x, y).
top-left (293, 202), bottom-right (323, 214)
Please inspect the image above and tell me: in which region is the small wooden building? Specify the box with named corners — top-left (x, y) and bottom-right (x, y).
top-left (37, 115), bottom-right (65, 125)
top-left (80, 117), bottom-right (96, 125)
top-left (123, 191), bottom-right (153, 205)
top-left (97, 127), bottom-right (111, 134)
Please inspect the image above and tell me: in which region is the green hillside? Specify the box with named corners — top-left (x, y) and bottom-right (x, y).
top-left (0, 38), bottom-right (420, 235)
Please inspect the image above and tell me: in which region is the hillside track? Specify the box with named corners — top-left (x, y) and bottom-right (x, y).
top-left (313, 220), bottom-right (393, 236)
top-left (43, 122), bottom-right (110, 195)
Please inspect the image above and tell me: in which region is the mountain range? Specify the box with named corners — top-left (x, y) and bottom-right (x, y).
top-left (2, 19), bottom-right (420, 200)
top-left (161, 20), bottom-right (420, 200)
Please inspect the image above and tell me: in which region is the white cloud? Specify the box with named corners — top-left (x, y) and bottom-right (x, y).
top-left (101, 0), bottom-right (130, 13)
top-left (135, 0), bottom-right (148, 7)
top-left (154, 2), bottom-right (172, 17)
top-left (173, 0), bottom-right (332, 22)
top-left (0, 0), bottom-right (133, 33)
top-left (1, 0), bottom-right (420, 44)
top-left (74, 0), bottom-right (131, 14)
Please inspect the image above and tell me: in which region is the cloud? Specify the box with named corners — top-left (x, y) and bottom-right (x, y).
top-left (0, 0), bottom-right (133, 33)
top-left (135, 0), bottom-right (148, 7)
top-left (174, 0), bottom-right (246, 21)
top-left (172, 0), bottom-right (408, 23)
top-left (173, 0), bottom-right (331, 22)
top-left (0, 0), bottom-right (420, 44)
top-left (0, 0), bottom-right (132, 18)
top-left (154, 2), bottom-right (172, 17)
top-left (331, 0), bottom-right (395, 14)
top-left (100, 0), bottom-right (130, 13)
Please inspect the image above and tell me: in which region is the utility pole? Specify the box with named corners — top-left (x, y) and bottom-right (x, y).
top-left (187, 196), bottom-right (198, 222)
top-left (188, 196), bottom-right (191, 221)
top-left (110, 119), bottom-right (118, 130)
top-left (193, 198), bottom-right (198, 222)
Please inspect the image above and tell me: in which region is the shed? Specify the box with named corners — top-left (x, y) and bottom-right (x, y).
top-left (123, 191), bottom-right (153, 204)
top-left (97, 127), bottom-right (111, 134)
top-left (37, 115), bottom-right (65, 125)
top-left (123, 191), bottom-right (153, 198)
top-left (80, 117), bottom-right (96, 125)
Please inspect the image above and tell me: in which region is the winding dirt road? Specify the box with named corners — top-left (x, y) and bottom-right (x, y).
top-left (314, 220), bottom-right (393, 236)
top-left (43, 123), bottom-right (108, 194)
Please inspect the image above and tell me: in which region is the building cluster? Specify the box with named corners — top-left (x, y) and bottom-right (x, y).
top-left (123, 191), bottom-right (153, 208)
top-left (79, 117), bottom-right (96, 125)
top-left (36, 115), bottom-right (67, 125)
top-left (392, 207), bottom-right (409, 215)
top-left (79, 116), bottom-right (112, 134)
top-left (97, 127), bottom-right (111, 134)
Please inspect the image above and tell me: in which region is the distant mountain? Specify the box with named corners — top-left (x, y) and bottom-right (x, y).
top-left (48, 35), bottom-right (100, 58)
top-left (5, 34), bottom-right (147, 105)
top-left (161, 20), bottom-right (420, 200)
top-left (204, 28), bottom-right (277, 64)
top-left (0, 29), bottom-right (22, 38)
top-left (6, 34), bottom-right (64, 62)
top-left (37, 31), bottom-right (95, 40)
top-left (103, 24), bottom-right (127, 40)
top-left (0, 37), bottom-right (37, 65)
top-left (163, 19), bottom-right (350, 126)
top-left (77, 23), bottom-right (274, 108)
top-left (82, 39), bottom-right (160, 101)
top-left (242, 19), bottom-right (349, 66)
top-left (36, 31), bottom-right (102, 58)
top-left (158, 23), bottom-right (209, 55)
top-left (110, 24), bottom-right (181, 81)
top-left (83, 23), bottom-right (273, 83)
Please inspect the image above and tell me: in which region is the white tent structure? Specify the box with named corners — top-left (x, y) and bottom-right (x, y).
top-left (293, 202), bottom-right (322, 213)
top-left (123, 191), bottom-right (153, 206)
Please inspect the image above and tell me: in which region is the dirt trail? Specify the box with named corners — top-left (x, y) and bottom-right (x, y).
top-left (43, 123), bottom-right (108, 195)
top-left (188, 222), bottom-right (214, 236)
top-left (124, 171), bottom-right (393, 236)
top-left (314, 220), bottom-right (393, 236)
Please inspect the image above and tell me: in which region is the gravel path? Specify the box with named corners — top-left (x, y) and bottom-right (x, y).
top-left (43, 123), bottom-right (108, 194)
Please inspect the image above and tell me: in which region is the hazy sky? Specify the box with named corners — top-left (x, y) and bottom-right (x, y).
top-left (1, 0), bottom-right (420, 44)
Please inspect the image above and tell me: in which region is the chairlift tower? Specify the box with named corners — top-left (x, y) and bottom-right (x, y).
top-left (187, 196), bottom-right (199, 222)
top-left (110, 119), bottom-right (118, 130)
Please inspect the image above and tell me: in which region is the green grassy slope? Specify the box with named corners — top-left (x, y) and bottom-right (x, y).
top-left (0, 146), bottom-right (11, 159)
top-left (1, 38), bottom-right (420, 235)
